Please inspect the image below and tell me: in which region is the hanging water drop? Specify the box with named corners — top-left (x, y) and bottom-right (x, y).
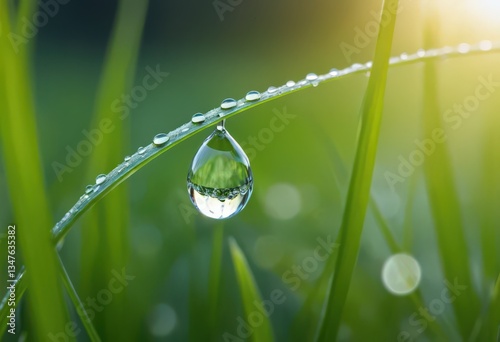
top-left (245, 90), bottom-right (261, 101)
top-left (191, 113), bottom-right (206, 124)
top-left (187, 121), bottom-right (253, 219)
top-left (306, 73), bottom-right (318, 81)
top-left (138, 146), bottom-right (146, 154)
top-left (95, 174), bottom-right (107, 185)
top-left (153, 133), bottom-right (170, 146)
top-left (221, 98), bottom-right (237, 109)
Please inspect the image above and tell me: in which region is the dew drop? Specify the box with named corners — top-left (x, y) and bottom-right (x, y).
top-left (221, 98), bottom-right (237, 109)
top-left (457, 43), bottom-right (470, 54)
top-left (267, 86), bottom-right (278, 94)
top-left (416, 49), bottom-right (426, 57)
top-left (181, 127), bottom-right (189, 133)
top-left (153, 133), bottom-right (170, 146)
top-left (138, 146), bottom-right (146, 154)
top-left (286, 80), bottom-right (295, 87)
top-left (351, 63), bottom-right (363, 70)
top-left (312, 81), bottom-right (319, 87)
top-left (187, 125), bottom-right (253, 219)
top-left (245, 90), bottom-right (261, 101)
top-left (400, 53), bottom-right (408, 60)
top-left (365, 61), bottom-right (372, 68)
top-left (85, 185), bottom-right (94, 194)
top-left (191, 113), bottom-right (206, 124)
top-left (329, 68), bottom-right (339, 76)
top-left (124, 155), bottom-right (131, 162)
top-left (306, 73), bottom-right (318, 81)
top-left (95, 174), bottom-right (107, 185)
top-left (479, 40), bottom-right (493, 51)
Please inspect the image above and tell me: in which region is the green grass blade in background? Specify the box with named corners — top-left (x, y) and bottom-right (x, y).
top-left (79, 0), bottom-right (148, 339)
top-left (229, 238), bottom-right (274, 342)
top-left (58, 257), bottom-right (101, 342)
top-left (0, 4), bottom-right (69, 338)
top-left (208, 223), bottom-right (224, 339)
top-left (0, 270), bottom-right (27, 336)
top-left (422, 13), bottom-right (480, 339)
top-left (316, 0), bottom-right (399, 340)
top-left (479, 113), bottom-right (500, 284)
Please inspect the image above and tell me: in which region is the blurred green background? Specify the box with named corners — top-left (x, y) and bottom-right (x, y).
top-left (1, 0), bottom-right (499, 341)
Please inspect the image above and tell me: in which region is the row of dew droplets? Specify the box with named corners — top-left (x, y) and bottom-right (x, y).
top-left (52, 40), bottom-right (500, 230)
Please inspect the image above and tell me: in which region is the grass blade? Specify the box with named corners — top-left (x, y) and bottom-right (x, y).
top-left (79, 0), bottom-right (148, 339)
top-left (316, 0), bottom-right (399, 340)
top-left (0, 4), bottom-right (69, 338)
top-left (229, 238), bottom-right (274, 342)
top-left (57, 257), bottom-right (101, 342)
top-left (422, 14), bottom-right (480, 339)
top-left (208, 223), bottom-right (225, 339)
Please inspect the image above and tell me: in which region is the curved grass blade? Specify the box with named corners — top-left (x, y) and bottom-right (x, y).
top-left (0, 5), bottom-right (69, 339)
top-left (57, 256), bottom-right (101, 342)
top-left (422, 15), bottom-right (480, 339)
top-left (79, 1), bottom-right (149, 339)
top-left (208, 223), bottom-right (225, 339)
top-left (316, 0), bottom-right (400, 339)
top-left (1, 41), bottom-right (500, 331)
top-left (228, 238), bottom-right (274, 342)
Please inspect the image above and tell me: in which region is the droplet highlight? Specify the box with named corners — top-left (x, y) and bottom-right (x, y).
top-left (187, 126), bottom-right (253, 219)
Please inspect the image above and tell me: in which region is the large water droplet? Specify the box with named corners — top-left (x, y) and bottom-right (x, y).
top-left (245, 90), bottom-right (261, 101)
top-left (95, 174), bottom-right (107, 185)
top-left (221, 98), bottom-right (237, 109)
top-left (153, 133), bottom-right (170, 146)
top-left (187, 125), bottom-right (253, 219)
top-left (191, 113), bottom-right (206, 124)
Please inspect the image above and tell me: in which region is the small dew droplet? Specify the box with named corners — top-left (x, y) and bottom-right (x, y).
top-left (138, 146), bottom-right (146, 154)
top-left (400, 53), bottom-right (408, 60)
top-left (153, 133), bottom-right (170, 146)
top-left (351, 63), bottom-right (363, 70)
top-left (181, 127), bottom-right (189, 133)
top-left (124, 155), bottom-right (131, 162)
top-left (306, 73), bottom-right (318, 81)
top-left (245, 90), bottom-right (261, 101)
top-left (457, 43), bottom-right (470, 54)
top-left (85, 185), bottom-right (94, 194)
top-left (312, 81), bottom-right (319, 87)
top-left (95, 174), bottom-right (107, 185)
top-left (267, 86), bottom-right (278, 94)
top-left (221, 98), bottom-right (237, 109)
top-left (191, 113), bottom-right (206, 124)
top-left (365, 61), bottom-right (372, 68)
top-left (286, 80), bottom-right (296, 87)
top-left (416, 49), bottom-right (426, 57)
top-left (479, 40), bottom-right (493, 51)
top-left (329, 68), bottom-right (339, 76)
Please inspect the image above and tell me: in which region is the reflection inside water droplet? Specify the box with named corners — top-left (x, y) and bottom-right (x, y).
top-left (187, 123), bottom-right (253, 219)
